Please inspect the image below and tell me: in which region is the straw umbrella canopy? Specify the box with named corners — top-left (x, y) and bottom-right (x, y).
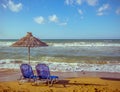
top-left (11, 32), bottom-right (48, 64)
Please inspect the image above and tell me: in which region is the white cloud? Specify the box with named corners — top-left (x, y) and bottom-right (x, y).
top-left (48, 14), bottom-right (58, 23)
top-left (34, 16), bottom-right (45, 24)
top-left (48, 14), bottom-right (67, 26)
top-left (65, 0), bottom-right (69, 5)
top-left (76, 0), bottom-right (83, 5)
top-left (7, 0), bottom-right (22, 12)
top-left (78, 9), bottom-right (83, 15)
top-left (116, 8), bottom-right (120, 15)
top-left (86, 0), bottom-right (98, 6)
top-left (98, 4), bottom-right (109, 12)
top-left (1, 0), bottom-right (22, 12)
top-left (97, 4), bottom-right (110, 16)
top-left (78, 9), bottom-right (84, 19)
top-left (1, 4), bottom-right (7, 9)
top-left (65, 0), bottom-right (98, 6)
top-left (97, 12), bottom-right (103, 16)
top-left (34, 14), bottom-right (67, 26)
top-left (65, 0), bottom-right (74, 5)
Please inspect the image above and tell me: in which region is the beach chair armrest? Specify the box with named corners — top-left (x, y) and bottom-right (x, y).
top-left (49, 76), bottom-right (59, 80)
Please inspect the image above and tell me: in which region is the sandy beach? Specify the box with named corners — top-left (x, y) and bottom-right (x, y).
top-left (0, 38), bottom-right (120, 92)
top-left (0, 69), bottom-right (120, 92)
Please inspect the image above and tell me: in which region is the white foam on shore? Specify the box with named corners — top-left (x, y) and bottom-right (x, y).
top-left (1, 41), bottom-right (120, 47)
top-left (48, 42), bottom-right (120, 47)
top-left (0, 59), bottom-right (120, 72)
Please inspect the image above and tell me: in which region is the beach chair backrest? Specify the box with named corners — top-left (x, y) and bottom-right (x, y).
top-left (36, 64), bottom-right (50, 79)
top-left (20, 64), bottom-right (34, 78)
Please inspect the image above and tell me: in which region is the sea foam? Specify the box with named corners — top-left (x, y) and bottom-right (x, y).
top-left (0, 59), bottom-right (120, 72)
top-left (0, 40), bottom-right (120, 47)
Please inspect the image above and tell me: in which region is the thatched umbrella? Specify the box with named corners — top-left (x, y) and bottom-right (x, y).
top-left (11, 32), bottom-right (48, 64)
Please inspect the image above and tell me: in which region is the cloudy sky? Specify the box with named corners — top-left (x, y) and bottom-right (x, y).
top-left (0, 0), bottom-right (120, 39)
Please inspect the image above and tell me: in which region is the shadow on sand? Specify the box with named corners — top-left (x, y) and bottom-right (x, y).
top-left (52, 79), bottom-right (107, 87)
top-left (100, 77), bottom-right (120, 81)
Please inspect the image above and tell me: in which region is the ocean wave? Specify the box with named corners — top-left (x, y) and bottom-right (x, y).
top-left (0, 59), bottom-right (120, 72)
top-left (48, 42), bottom-right (120, 47)
top-left (0, 41), bottom-right (120, 47)
top-left (0, 42), bottom-right (15, 47)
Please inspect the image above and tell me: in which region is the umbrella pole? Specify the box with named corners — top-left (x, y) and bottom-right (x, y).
top-left (28, 46), bottom-right (30, 64)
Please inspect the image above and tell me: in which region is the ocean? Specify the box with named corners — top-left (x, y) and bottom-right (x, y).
top-left (0, 39), bottom-right (120, 72)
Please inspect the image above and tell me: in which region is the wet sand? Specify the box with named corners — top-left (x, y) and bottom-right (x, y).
top-left (0, 69), bottom-right (120, 80)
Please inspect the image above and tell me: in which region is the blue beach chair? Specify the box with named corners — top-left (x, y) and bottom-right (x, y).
top-left (35, 64), bottom-right (59, 86)
top-left (19, 64), bottom-right (37, 84)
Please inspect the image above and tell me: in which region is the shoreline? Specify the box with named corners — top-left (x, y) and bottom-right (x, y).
top-left (0, 59), bottom-right (120, 73)
top-left (0, 69), bottom-right (120, 82)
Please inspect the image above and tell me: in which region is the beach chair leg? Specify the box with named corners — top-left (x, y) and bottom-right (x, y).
top-left (48, 78), bottom-right (59, 87)
top-left (31, 78), bottom-right (37, 86)
top-left (18, 75), bottom-right (23, 81)
top-left (49, 80), bottom-right (54, 87)
top-left (18, 76), bottom-right (24, 85)
top-left (31, 80), bottom-right (38, 86)
top-left (45, 79), bottom-right (49, 86)
top-left (54, 78), bottom-right (59, 83)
